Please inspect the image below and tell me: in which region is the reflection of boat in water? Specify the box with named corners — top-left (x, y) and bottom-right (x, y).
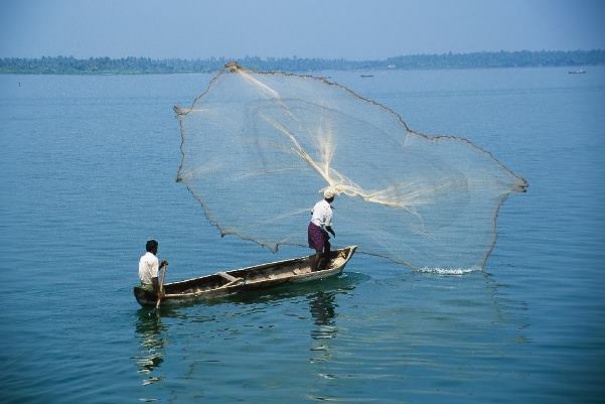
top-left (134, 246), bottom-right (357, 307)
top-left (568, 69), bottom-right (586, 74)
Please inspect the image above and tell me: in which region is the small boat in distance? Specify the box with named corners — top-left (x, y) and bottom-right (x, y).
top-left (360, 74), bottom-right (374, 78)
top-left (568, 69), bottom-right (586, 74)
top-left (134, 246), bottom-right (358, 307)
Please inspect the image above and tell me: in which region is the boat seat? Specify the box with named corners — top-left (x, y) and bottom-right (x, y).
top-left (218, 271), bottom-right (241, 282)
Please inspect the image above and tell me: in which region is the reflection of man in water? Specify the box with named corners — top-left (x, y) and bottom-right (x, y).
top-left (309, 291), bottom-right (336, 327)
top-left (134, 310), bottom-right (165, 378)
top-left (308, 188), bottom-right (336, 272)
top-left (308, 291), bottom-right (338, 365)
top-left (309, 291), bottom-right (338, 346)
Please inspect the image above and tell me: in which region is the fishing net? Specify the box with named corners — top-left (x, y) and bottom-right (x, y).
top-left (174, 63), bottom-right (527, 272)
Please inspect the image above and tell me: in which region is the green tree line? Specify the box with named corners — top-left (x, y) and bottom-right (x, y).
top-left (1, 50), bottom-right (603, 74)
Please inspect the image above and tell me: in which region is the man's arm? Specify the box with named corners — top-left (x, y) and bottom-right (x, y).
top-left (152, 261), bottom-right (168, 297)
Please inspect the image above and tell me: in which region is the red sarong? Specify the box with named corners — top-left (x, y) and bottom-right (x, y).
top-left (308, 222), bottom-right (329, 251)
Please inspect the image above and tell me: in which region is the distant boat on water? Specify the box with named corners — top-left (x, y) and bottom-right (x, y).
top-left (568, 69), bottom-right (586, 74)
top-left (360, 74), bottom-right (374, 78)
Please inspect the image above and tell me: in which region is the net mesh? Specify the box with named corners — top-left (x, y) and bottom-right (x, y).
top-left (175, 63), bottom-right (527, 271)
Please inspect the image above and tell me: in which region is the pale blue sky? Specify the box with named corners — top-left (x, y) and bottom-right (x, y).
top-left (1, 0), bottom-right (603, 60)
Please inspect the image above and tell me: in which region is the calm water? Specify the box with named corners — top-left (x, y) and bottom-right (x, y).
top-left (1, 67), bottom-right (604, 403)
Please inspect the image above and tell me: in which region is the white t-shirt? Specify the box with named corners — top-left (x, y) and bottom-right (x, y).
top-left (138, 252), bottom-right (159, 284)
top-left (311, 199), bottom-right (333, 229)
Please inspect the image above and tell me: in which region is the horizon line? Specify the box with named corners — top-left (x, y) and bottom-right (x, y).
top-left (2, 49), bottom-right (604, 62)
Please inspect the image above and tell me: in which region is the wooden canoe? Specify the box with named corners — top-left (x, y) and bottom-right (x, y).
top-left (134, 245), bottom-right (357, 307)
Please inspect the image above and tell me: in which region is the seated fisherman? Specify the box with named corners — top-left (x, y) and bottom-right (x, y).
top-left (138, 239), bottom-right (168, 299)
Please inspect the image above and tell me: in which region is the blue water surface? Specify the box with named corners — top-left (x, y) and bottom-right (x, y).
top-left (1, 67), bottom-right (604, 403)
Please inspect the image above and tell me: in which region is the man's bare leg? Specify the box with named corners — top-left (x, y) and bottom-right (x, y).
top-left (319, 243), bottom-right (331, 270)
top-left (310, 251), bottom-right (322, 272)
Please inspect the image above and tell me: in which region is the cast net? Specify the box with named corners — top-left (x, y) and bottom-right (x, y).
top-left (174, 63), bottom-right (527, 272)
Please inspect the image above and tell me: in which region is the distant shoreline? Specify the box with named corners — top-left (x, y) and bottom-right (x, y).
top-left (1, 50), bottom-right (603, 75)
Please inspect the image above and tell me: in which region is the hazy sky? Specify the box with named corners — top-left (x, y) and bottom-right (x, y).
top-left (1, 0), bottom-right (604, 60)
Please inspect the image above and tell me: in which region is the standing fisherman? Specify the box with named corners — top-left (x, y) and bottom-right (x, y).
top-left (308, 188), bottom-right (336, 271)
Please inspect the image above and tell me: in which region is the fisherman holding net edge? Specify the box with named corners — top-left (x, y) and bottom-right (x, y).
top-left (308, 188), bottom-right (337, 271)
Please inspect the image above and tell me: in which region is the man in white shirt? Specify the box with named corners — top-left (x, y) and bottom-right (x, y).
top-left (308, 188), bottom-right (336, 271)
top-left (138, 239), bottom-right (168, 299)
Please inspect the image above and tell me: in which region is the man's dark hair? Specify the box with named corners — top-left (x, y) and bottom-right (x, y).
top-left (146, 239), bottom-right (158, 252)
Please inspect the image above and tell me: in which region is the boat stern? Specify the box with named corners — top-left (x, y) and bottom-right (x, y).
top-left (133, 286), bottom-right (157, 308)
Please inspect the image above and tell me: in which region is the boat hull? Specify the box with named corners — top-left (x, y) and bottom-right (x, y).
top-left (133, 246), bottom-right (357, 307)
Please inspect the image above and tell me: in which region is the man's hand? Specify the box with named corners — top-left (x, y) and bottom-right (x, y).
top-left (326, 226), bottom-right (336, 238)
